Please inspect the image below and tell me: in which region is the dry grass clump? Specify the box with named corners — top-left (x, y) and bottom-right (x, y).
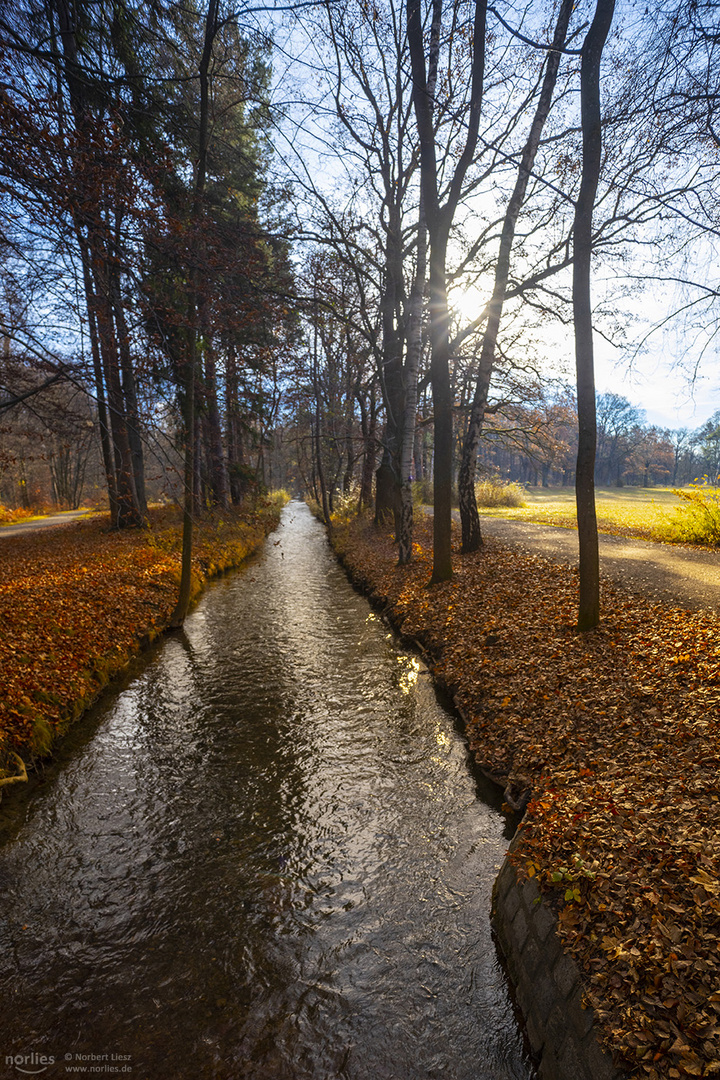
top-left (475, 477), bottom-right (526, 508)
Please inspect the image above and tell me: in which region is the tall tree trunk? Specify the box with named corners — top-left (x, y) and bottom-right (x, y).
top-left (171, 0), bottom-right (218, 625)
top-left (458, 0), bottom-right (574, 553)
top-left (574, 0), bottom-right (615, 631)
top-left (193, 411), bottom-right (205, 513)
top-left (91, 249), bottom-right (143, 528)
top-left (374, 200), bottom-right (405, 528)
top-left (413, 421), bottom-right (424, 482)
top-left (55, 4), bottom-right (126, 525)
top-left (169, 320), bottom-right (197, 628)
top-left (170, 0), bottom-right (218, 626)
top-left (77, 233), bottom-right (119, 522)
top-left (309, 283), bottom-right (332, 526)
top-left (358, 382), bottom-right (378, 512)
top-left (427, 236), bottom-right (454, 582)
top-left (407, 0), bottom-right (487, 582)
top-left (395, 7), bottom-right (441, 563)
top-left (314, 401), bottom-right (332, 527)
top-left (109, 250), bottom-right (147, 518)
top-left (198, 298), bottom-right (229, 508)
top-left (226, 346), bottom-right (246, 504)
top-left (374, 445), bottom-right (400, 524)
top-left (343, 402), bottom-right (355, 494)
top-left (397, 189), bottom-right (428, 563)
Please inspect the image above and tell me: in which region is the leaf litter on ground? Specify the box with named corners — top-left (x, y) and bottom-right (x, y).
top-left (0, 501), bottom-right (283, 763)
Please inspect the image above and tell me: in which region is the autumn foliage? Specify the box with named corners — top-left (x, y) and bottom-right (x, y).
top-left (332, 513), bottom-right (720, 1080)
top-left (0, 501), bottom-right (285, 767)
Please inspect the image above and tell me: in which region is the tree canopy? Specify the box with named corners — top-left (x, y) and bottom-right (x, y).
top-left (2, 0), bottom-right (719, 626)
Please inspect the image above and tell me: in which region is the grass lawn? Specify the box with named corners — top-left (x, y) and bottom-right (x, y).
top-left (479, 485), bottom-right (687, 541)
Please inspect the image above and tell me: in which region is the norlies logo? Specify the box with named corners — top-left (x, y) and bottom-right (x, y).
top-left (6, 1053), bottom-right (55, 1075)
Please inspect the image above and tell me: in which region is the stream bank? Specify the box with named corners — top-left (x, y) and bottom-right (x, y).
top-left (328, 515), bottom-right (623, 1080)
top-left (328, 511), bottom-right (717, 1080)
top-left (0, 496), bottom-right (287, 778)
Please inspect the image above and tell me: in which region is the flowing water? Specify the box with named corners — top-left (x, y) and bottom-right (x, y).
top-left (0, 502), bottom-right (533, 1080)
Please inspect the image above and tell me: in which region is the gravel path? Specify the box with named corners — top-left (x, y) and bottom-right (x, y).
top-left (480, 518), bottom-right (720, 612)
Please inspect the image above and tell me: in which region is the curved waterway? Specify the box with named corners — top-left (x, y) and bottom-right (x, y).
top-left (0, 502), bottom-right (533, 1080)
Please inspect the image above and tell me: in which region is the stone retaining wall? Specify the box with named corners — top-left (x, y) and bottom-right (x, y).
top-left (492, 843), bottom-right (626, 1080)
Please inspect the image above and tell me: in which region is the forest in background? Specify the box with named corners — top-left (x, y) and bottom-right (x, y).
top-left (1, 0), bottom-right (719, 615)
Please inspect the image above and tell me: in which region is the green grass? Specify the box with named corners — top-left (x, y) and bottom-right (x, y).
top-left (479, 486), bottom-right (685, 541)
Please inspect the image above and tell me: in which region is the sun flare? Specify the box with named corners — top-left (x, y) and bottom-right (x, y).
top-left (451, 285), bottom-right (486, 326)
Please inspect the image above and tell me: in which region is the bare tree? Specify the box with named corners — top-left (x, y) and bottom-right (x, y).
top-left (457, 0), bottom-right (574, 554)
top-left (407, 0), bottom-right (487, 582)
top-left (574, 0), bottom-right (615, 631)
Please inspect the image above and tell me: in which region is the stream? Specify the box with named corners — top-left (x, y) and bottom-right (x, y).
top-left (0, 501), bottom-right (533, 1080)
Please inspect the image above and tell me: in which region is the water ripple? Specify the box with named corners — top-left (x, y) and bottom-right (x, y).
top-left (0, 502), bottom-right (533, 1079)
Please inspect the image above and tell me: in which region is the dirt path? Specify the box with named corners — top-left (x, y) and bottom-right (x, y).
top-left (480, 517), bottom-right (720, 611)
top-left (0, 510), bottom-right (92, 539)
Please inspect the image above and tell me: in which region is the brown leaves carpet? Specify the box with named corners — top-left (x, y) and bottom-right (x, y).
top-left (0, 503), bottom-right (281, 760)
top-left (331, 513), bottom-right (720, 1080)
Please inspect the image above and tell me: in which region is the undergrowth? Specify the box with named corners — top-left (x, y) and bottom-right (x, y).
top-left (329, 488), bottom-right (361, 524)
top-left (306, 487), bottom-right (362, 525)
top-left (412, 476), bottom-right (526, 509)
top-left (0, 502), bottom-right (57, 525)
top-left (656, 478), bottom-right (720, 546)
top-left (475, 477), bottom-right (526, 508)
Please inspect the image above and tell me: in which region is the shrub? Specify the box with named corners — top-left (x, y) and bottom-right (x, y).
top-left (304, 486), bottom-right (363, 524)
top-left (0, 502), bottom-right (50, 524)
top-left (412, 479), bottom-right (434, 506)
top-left (330, 487), bottom-right (362, 523)
top-left (266, 488), bottom-right (292, 510)
top-left (475, 477), bottom-right (526, 508)
top-left (661, 478), bottom-right (720, 546)
top-left (304, 495), bottom-right (321, 518)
